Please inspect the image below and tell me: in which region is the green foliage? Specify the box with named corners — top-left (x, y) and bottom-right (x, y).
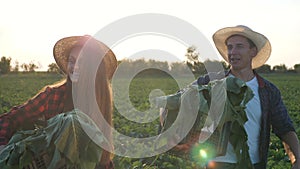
top-left (47, 63), bottom-right (62, 74)
top-left (0, 73), bottom-right (300, 168)
top-left (0, 56), bottom-right (11, 74)
top-left (272, 64), bottom-right (287, 73)
top-left (255, 64), bottom-right (272, 73)
top-left (116, 58), bottom-right (228, 78)
top-left (20, 62), bottom-right (39, 72)
top-left (261, 74), bottom-right (300, 169)
top-left (0, 73), bottom-right (64, 112)
top-left (156, 77), bottom-right (254, 168)
top-left (294, 64), bottom-right (300, 73)
top-left (0, 110), bottom-right (104, 169)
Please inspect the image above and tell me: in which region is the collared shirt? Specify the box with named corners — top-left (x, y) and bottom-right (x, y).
top-left (196, 71), bottom-right (295, 168)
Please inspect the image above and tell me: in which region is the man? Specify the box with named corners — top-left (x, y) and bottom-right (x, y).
top-left (198, 25), bottom-right (300, 169)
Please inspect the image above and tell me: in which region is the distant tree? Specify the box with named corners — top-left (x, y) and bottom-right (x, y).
top-left (133, 59), bottom-right (148, 74)
top-left (255, 64), bottom-right (272, 73)
top-left (170, 62), bottom-right (192, 75)
top-left (272, 64), bottom-right (287, 73)
top-left (28, 62), bottom-right (38, 72)
top-left (147, 59), bottom-right (169, 72)
top-left (21, 63), bottom-right (29, 72)
top-left (115, 59), bottom-right (132, 77)
top-left (294, 64), bottom-right (300, 73)
top-left (21, 62), bottom-right (38, 72)
top-left (287, 68), bottom-right (296, 73)
top-left (12, 61), bottom-right (19, 72)
top-left (0, 56), bottom-right (11, 74)
top-left (48, 63), bottom-right (61, 73)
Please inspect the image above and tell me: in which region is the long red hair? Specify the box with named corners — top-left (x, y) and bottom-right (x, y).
top-left (70, 42), bottom-right (115, 166)
top-left (96, 57), bottom-right (114, 164)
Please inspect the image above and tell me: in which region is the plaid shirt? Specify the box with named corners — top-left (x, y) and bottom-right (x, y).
top-left (256, 73), bottom-right (295, 168)
top-left (196, 71), bottom-right (295, 169)
top-left (0, 83), bottom-right (67, 145)
top-left (0, 82), bottom-right (114, 169)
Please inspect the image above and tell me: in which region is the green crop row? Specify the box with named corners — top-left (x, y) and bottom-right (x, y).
top-left (0, 73), bottom-right (299, 168)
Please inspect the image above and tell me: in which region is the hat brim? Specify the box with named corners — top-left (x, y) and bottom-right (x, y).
top-left (213, 26), bottom-right (271, 69)
top-left (53, 36), bottom-right (117, 80)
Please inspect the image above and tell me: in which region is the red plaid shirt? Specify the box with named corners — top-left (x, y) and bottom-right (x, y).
top-left (0, 83), bottom-right (67, 145)
top-left (0, 82), bottom-right (114, 169)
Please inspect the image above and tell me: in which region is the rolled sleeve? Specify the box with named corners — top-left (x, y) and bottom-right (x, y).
top-left (270, 86), bottom-right (295, 138)
top-left (0, 88), bottom-right (50, 145)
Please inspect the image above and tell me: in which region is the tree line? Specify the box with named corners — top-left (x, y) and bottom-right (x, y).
top-left (0, 56), bottom-right (62, 74)
top-left (1, 45), bottom-right (300, 75)
top-left (1, 56), bottom-right (300, 76)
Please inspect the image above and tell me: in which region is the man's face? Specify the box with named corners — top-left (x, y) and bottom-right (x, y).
top-left (226, 35), bottom-right (257, 70)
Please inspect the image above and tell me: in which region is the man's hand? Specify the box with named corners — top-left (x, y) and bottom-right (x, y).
top-left (281, 131), bottom-right (300, 167)
top-left (292, 159), bottom-right (300, 169)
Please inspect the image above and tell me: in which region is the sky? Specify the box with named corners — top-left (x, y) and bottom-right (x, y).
top-left (0, 0), bottom-right (300, 71)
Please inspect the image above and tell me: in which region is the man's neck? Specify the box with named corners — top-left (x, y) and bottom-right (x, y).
top-left (230, 68), bottom-right (255, 82)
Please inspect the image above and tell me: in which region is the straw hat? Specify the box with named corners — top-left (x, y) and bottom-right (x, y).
top-left (213, 25), bottom-right (271, 69)
top-left (53, 35), bottom-right (117, 79)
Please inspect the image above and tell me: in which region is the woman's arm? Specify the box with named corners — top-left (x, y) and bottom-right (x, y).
top-left (0, 87), bottom-right (52, 145)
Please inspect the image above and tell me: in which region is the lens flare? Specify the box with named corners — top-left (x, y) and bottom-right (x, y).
top-left (190, 142), bottom-right (216, 167)
top-left (199, 149), bottom-right (207, 158)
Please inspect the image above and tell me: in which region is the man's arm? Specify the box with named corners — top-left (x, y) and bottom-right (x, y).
top-left (281, 131), bottom-right (300, 168)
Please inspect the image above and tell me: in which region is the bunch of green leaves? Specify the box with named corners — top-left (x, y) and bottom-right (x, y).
top-left (0, 109), bottom-right (105, 169)
top-left (156, 77), bottom-right (254, 168)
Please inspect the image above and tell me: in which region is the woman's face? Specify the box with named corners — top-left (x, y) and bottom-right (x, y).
top-left (67, 46), bottom-right (82, 82)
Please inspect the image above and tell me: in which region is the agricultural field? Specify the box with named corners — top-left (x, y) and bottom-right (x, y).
top-left (0, 72), bottom-right (299, 169)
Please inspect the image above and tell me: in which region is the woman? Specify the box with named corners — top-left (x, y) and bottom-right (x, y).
top-left (0, 35), bottom-right (117, 169)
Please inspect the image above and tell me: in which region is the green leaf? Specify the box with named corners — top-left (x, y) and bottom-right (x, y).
top-left (51, 110), bottom-right (104, 164)
top-left (47, 148), bottom-right (62, 169)
top-left (0, 109), bottom-right (105, 169)
top-left (156, 76), bottom-right (254, 168)
top-left (45, 113), bottom-right (66, 147)
top-left (19, 148), bottom-right (32, 169)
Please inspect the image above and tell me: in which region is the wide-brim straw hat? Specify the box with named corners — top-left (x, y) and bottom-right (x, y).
top-left (53, 35), bottom-right (117, 79)
top-left (213, 25), bottom-right (271, 69)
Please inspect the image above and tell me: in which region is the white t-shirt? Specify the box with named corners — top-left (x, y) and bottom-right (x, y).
top-left (213, 76), bottom-right (262, 164)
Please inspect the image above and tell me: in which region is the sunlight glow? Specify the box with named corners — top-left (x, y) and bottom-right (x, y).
top-left (199, 149), bottom-right (207, 158)
top-left (1, 0), bottom-right (300, 71)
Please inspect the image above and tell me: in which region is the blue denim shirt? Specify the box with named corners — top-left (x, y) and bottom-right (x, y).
top-left (196, 71), bottom-right (295, 168)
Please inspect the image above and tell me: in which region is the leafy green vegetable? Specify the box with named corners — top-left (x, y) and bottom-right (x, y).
top-left (0, 109), bottom-right (106, 169)
top-left (156, 76), bottom-right (254, 168)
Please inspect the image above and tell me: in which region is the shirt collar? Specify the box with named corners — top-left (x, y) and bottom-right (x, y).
top-left (225, 70), bottom-right (265, 88)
